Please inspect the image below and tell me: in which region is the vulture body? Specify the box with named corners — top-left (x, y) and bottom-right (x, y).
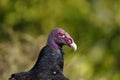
top-left (9, 28), bottom-right (77, 80)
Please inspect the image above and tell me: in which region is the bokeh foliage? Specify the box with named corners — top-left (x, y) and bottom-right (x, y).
top-left (0, 0), bottom-right (120, 80)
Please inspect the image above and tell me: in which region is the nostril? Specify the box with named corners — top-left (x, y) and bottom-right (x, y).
top-left (66, 38), bottom-right (72, 44)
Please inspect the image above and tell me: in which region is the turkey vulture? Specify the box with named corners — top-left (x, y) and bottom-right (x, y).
top-left (9, 28), bottom-right (77, 80)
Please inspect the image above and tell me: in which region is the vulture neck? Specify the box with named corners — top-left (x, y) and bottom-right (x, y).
top-left (47, 36), bottom-right (63, 50)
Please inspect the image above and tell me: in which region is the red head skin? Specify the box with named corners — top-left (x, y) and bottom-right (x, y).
top-left (47, 28), bottom-right (77, 51)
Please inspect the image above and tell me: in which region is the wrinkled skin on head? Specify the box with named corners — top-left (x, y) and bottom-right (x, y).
top-left (47, 28), bottom-right (77, 51)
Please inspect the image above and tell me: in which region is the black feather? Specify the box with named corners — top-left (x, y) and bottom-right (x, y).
top-left (9, 46), bottom-right (68, 80)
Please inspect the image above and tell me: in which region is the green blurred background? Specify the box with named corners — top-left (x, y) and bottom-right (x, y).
top-left (0, 0), bottom-right (120, 80)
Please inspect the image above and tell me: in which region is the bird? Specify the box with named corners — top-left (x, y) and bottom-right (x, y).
top-left (9, 28), bottom-right (77, 80)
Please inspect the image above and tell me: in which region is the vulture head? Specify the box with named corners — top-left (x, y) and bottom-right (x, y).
top-left (47, 28), bottom-right (77, 51)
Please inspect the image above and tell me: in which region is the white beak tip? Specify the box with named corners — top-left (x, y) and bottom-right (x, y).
top-left (70, 42), bottom-right (77, 51)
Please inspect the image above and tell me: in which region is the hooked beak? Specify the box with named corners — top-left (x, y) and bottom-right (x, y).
top-left (69, 42), bottom-right (77, 51)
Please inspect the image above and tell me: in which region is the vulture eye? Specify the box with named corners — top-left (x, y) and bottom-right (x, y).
top-left (58, 34), bottom-right (66, 39)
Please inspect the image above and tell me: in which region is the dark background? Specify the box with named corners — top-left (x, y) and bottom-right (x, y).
top-left (0, 0), bottom-right (120, 80)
